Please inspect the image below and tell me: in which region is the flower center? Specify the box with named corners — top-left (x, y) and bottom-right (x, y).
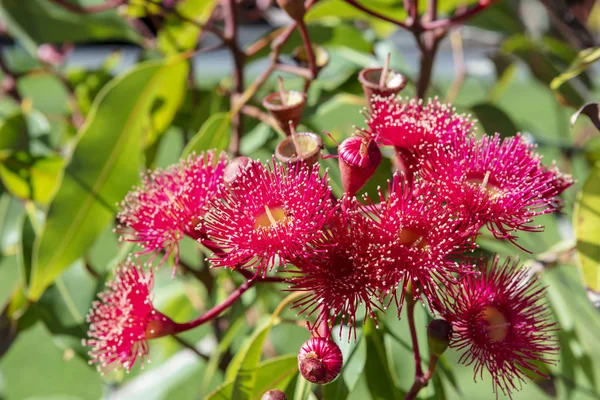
top-left (255, 205), bottom-right (287, 228)
top-left (466, 171), bottom-right (502, 198)
top-left (481, 306), bottom-right (510, 342)
top-left (398, 228), bottom-right (429, 250)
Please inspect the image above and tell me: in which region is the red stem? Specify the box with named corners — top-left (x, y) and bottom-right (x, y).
top-left (406, 298), bottom-right (423, 378)
top-left (223, 0), bottom-right (245, 156)
top-left (173, 279), bottom-right (253, 333)
top-left (421, 1), bottom-right (494, 30)
top-left (405, 356), bottom-right (438, 400)
top-left (50, 0), bottom-right (126, 13)
top-left (296, 20), bottom-right (317, 81)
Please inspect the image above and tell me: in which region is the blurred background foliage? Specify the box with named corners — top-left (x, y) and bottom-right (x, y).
top-left (0, 0), bottom-right (599, 399)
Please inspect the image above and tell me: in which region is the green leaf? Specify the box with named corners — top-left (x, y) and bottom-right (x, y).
top-left (0, 153), bottom-right (65, 205)
top-left (363, 319), bottom-right (403, 400)
top-left (471, 103), bottom-right (520, 137)
top-left (28, 56), bottom-right (189, 300)
top-left (574, 165), bottom-right (600, 298)
top-left (0, 322), bottom-right (102, 399)
top-left (206, 355), bottom-right (299, 400)
top-left (0, 0), bottom-right (140, 56)
top-left (0, 193), bottom-right (25, 256)
top-left (322, 376), bottom-right (350, 400)
top-left (157, 0), bottom-right (219, 55)
top-left (0, 112), bottom-right (28, 152)
top-left (182, 112), bottom-right (231, 157)
top-left (551, 47), bottom-right (600, 91)
top-left (502, 35), bottom-right (586, 109)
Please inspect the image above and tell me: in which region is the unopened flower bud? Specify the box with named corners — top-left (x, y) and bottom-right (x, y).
top-left (261, 389), bottom-right (287, 400)
top-left (276, 131), bottom-right (322, 167)
top-left (338, 136), bottom-right (381, 196)
top-left (427, 319), bottom-right (452, 357)
top-left (276, 0), bottom-right (305, 21)
top-left (224, 156), bottom-right (251, 184)
top-left (298, 337), bottom-right (343, 384)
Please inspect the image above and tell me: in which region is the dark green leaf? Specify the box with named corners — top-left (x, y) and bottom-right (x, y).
top-left (28, 56), bottom-right (188, 300)
top-left (0, 322), bottom-right (102, 399)
top-left (0, 0), bottom-right (140, 56)
top-left (503, 35), bottom-right (586, 108)
top-left (363, 319), bottom-right (403, 400)
top-left (471, 103), bottom-right (520, 137)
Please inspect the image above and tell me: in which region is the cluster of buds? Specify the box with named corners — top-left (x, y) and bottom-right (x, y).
top-left (83, 58), bottom-right (570, 397)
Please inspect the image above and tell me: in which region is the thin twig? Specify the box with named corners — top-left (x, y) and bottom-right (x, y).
top-left (240, 104), bottom-right (282, 133)
top-left (343, 0), bottom-right (411, 30)
top-left (421, 1), bottom-right (495, 30)
top-left (171, 335), bottom-right (210, 361)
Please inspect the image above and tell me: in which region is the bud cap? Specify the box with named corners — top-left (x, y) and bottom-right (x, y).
top-left (338, 136), bottom-right (382, 196)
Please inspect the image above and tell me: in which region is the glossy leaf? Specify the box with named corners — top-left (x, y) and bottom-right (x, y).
top-left (157, 0), bottom-right (219, 55)
top-left (0, 153), bottom-right (65, 205)
top-left (502, 35), bottom-right (586, 108)
top-left (28, 56), bottom-right (188, 300)
top-left (0, 322), bottom-right (102, 399)
top-left (471, 103), bottom-right (520, 137)
top-left (363, 320), bottom-right (403, 400)
top-left (571, 102), bottom-right (600, 132)
top-left (574, 166), bottom-right (600, 299)
top-left (551, 47), bottom-right (600, 90)
top-left (182, 112), bottom-right (231, 157)
top-left (206, 355), bottom-right (298, 400)
top-left (0, 0), bottom-right (140, 56)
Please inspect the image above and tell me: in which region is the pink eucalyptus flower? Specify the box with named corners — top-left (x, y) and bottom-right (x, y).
top-left (117, 151), bottom-right (227, 267)
top-left (441, 256), bottom-right (557, 397)
top-left (366, 95), bottom-right (474, 152)
top-left (205, 159), bottom-right (335, 274)
top-left (420, 133), bottom-right (564, 246)
top-left (364, 175), bottom-right (478, 313)
top-left (289, 201), bottom-right (385, 338)
top-left (84, 262), bottom-right (175, 373)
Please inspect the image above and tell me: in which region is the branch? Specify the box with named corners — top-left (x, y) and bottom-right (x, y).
top-left (406, 297), bottom-right (423, 378)
top-left (50, 0), bottom-right (126, 13)
top-left (240, 104), bottom-right (283, 133)
top-left (343, 0), bottom-right (411, 30)
top-left (223, 0), bottom-right (246, 156)
top-left (421, 1), bottom-right (494, 31)
top-left (171, 335), bottom-right (210, 361)
top-left (173, 279), bottom-right (254, 333)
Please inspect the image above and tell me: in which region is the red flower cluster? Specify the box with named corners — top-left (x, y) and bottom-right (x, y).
top-left (86, 93), bottom-right (569, 396)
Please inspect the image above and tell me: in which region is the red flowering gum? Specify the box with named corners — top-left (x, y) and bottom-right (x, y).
top-left (289, 202), bottom-right (385, 338)
top-left (442, 256), bottom-right (557, 397)
top-left (117, 151), bottom-right (227, 266)
top-left (365, 176), bottom-right (478, 313)
top-left (366, 96), bottom-right (474, 152)
top-left (83, 263), bottom-right (175, 373)
top-left (338, 135), bottom-right (382, 196)
top-left (205, 159), bottom-right (334, 274)
top-left (298, 337), bottom-right (343, 384)
top-left (420, 134), bottom-right (566, 244)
